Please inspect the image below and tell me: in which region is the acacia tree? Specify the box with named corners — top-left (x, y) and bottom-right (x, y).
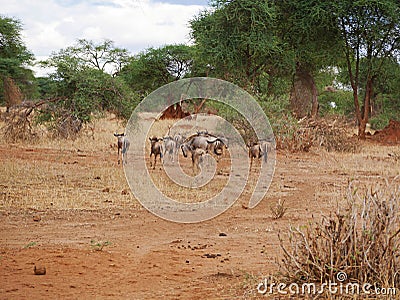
top-left (190, 0), bottom-right (282, 93)
top-left (37, 40), bottom-right (137, 137)
top-left (0, 16), bottom-right (34, 111)
top-left (44, 39), bottom-right (130, 77)
top-left (332, 0), bottom-right (400, 138)
top-left (120, 44), bottom-right (195, 118)
top-left (275, 0), bottom-right (342, 118)
top-left (120, 44), bottom-right (194, 96)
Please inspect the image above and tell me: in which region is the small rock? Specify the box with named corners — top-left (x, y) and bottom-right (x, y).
top-left (219, 232), bottom-right (227, 237)
top-left (33, 215), bottom-right (41, 222)
top-left (34, 265), bottom-right (46, 275)
top-left (203, 253), bottom-right (220, 258)
top-left (102, 187), bottom-right (110, 193)
top-left (121, 189), bottom-right (129, 195)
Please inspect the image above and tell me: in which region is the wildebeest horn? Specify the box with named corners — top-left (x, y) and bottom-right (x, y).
top-left (206, 137), bottom-right (219, 143)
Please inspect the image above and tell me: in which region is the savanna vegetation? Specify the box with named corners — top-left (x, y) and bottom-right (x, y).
top-left (1, 0), bottom-right (399, 143)
top-left (1, 1), bottom-right (399, 297)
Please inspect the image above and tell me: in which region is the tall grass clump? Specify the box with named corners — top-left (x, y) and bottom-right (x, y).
top-left (278, 178), bottom-right (400, 291)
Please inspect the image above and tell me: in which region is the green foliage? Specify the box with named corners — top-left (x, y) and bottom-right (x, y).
top-left (368, 58), bottom-right (400, 129)
top-left (120, 44), bottom-right (194, 95)
top-left (23, 241), bottom-right (37, 249)
top-left (37, 69), bottom-right (138, 124)
top-left (370, 94), bottom-right (400, 130)
top-left (90, 240), bottom-right (111, 251)
top-left (318, 90), bottom-right (354, 116)
top-left (0, 16), bottom-right (36, 105)
top-left (0, 16), bottom-right (34, 77)
top-left (35, 76), bottom-right (58, 99)
top-left (42, 39), bottom-right (129, 76)
top-left (372, 58), bottom-right (400, 96)
top-left (35, 41), bottom-right (140, 136)
top-left (275, 0), bottom-right (342, 72)
top-left (331, 0), bottom-right (400, 134)
top-left (190, 0), bottom-right (282, 92)
top-left (258, 72), bottom-right (292, 96)
top-left (258, 95), bottom-right (299, 142)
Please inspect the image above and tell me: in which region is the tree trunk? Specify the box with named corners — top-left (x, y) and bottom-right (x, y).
top-left (290, 66), bottom-right (319, 118)
top-left (358, 77), bottom-right (373, 139)
top-left (160, 103), bottom-right (190, 119)
top-left (309, 76), bottom-right (319, 118)
top-left (3, 76), bottom-right (23, 112)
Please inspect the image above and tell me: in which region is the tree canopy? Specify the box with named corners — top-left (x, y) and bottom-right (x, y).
top-left (0, 16), bottom-right (35, 108)
top-left (1, 0), bottom-right (400, 140)
top-left (332, 0), bottom-right (400, 137)
top-left (120, 44), bottom-right (194, 95)
top-left (190, 0), bottom-right (281, 93)
top-left (0, 16), bottom-right (33, 78)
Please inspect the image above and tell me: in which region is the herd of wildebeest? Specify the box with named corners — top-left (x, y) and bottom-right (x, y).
top-left (114, 130), bottom-right (270, 171)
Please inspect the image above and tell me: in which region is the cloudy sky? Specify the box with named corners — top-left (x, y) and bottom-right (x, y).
top-left (2, 0), bottom-right (209, 76)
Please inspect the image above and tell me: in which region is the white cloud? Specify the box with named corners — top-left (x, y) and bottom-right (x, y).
top-left (2, 0), bottom-right (206, 76)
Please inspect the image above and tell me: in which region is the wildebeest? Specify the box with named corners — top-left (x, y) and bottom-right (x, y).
top-left (196, 130), bottom-right (209, 136)
top-left (248, 142), bottom-right (262, 169)
top-left (163, 136), bottom-right (176, 162)
top-left (248, 139), bottom-right (271, 168)
top-left (173, 133), bottom-right (184, 149)
top-left (206, 136), bottom-right (228, 156)
top-left (180, 134), bottom-right (228, 172)
top-left (114, 133), bottom-right (130, 165)
top-left (259, 140), bottom-right (271, 163)
top-left (186, 134), bottom-right (228, 156)
top-left (181, 142), bottom-right (206, 172)
top-left (149, 136), bottom-right (163, 169)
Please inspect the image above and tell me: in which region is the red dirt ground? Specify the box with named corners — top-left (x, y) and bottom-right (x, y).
top-left (1, 141), bottom-right (399, 299)
top-left (371, 119), bottom-right (400, 145)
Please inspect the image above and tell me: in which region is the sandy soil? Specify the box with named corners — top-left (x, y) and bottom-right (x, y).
top-left (1, 120), bottom-right (399, 299)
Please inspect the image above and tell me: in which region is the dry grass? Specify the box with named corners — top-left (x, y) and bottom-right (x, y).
top-left (0, 113), bottom-right (235, 210)
top-left (270, 199), bottom-right (287, 219)
top-left (278, 178), bottom-right (400, 293)
top-left (275, 116), bottom-right (360, 153)
top-left (0, 113), bottom-right (137, 210)
top-left (0, 158), bottom-right (137, 210)
top-left (2, 113), bottom-right (399, 212)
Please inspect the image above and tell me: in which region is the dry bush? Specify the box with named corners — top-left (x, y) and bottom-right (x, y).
top-left (275, 116), bottom-right (360, 153)
top-left (277, 178), bottom-right (400, 291)
top-left (2, 106), bottom-right (38, 142)
top-left (1, 98), bottom-right (85, 142)
top-left (48, 110), bottom-right (82, 140)
top-left (270, 199), bottom-right (288, 220)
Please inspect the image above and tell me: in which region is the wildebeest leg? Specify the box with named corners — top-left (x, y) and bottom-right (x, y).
top-left (123, 151), bottom-right (127, 165)
top-left (153, 153), bottom-right (157, 169)
top-left (191, 154), bottom-right (197, 174)
top-left (159, 153), bottom-right (162, 168)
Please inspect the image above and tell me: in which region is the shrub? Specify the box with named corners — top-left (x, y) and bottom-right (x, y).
top-left (278, 178), bottom-right (400, 291)
top-left (370, 94), bottom-right (400, 130)
top-left (318, 90), bottom-right (354, 117)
